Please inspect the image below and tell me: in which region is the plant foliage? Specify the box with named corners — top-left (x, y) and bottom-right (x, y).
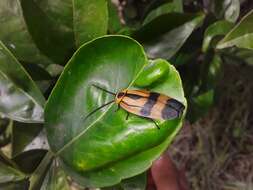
top-left (0, 0), bottom-right (252, 189)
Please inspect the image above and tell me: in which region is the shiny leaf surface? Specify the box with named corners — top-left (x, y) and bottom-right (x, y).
top-left (45, 36), bottom-right (186, 187)
top-left (134, 13), bottom-right (205, 59)
top-left (143, 2), bottom-right (180, 25)
top-left (217, 9), bottom-right (253, 50)
top-left (0, 0), bottom-right (54, 65)
top-left (0, 42), bottom-right (45, 123)
top-left (20, 0), bottom-right (108, 64)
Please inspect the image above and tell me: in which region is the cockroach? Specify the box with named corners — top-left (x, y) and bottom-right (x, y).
top-left (83, 84), bottom-right (185, 129)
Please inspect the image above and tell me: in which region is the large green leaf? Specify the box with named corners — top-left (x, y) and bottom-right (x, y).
top-left (134, 12), bottom-right (205, 59)
top-left (0, 0), bottom-right (54, 65)
top-left (19, 0), bottom-right (108, 64)
top-left (0, 42), bottom-right (45, 123)
top-left (217, 9), bottom-right (253, 50)
top-left (45, 36), bottom-right (186, 187)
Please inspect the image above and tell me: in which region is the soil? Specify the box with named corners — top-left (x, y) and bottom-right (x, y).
top-left (170, 63), bottom-right (253, 190)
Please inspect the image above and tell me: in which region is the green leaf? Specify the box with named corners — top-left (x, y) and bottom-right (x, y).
top-left (0, 118), bottom-right (11, 147)
top-left (0, 179), bottom-right (29, 190)
top-left (143, 2), bottom-right (180, 25)
top-left (0, 160), bottom-right (26, 184)
top-left (202, 20), bottom-right (234, 52)
top-left (0, 42), bottom-right (45, 123)
top-left (216, 9), bottom-right (253, 50)
top-left (108, 1), bottom-right (123, 34)
top-left (188, 90), bottom-right (214, 123)
top-left (29, 151), bottom-right (54, 190)
top-left (210, 0), bottom-right (240, 23)
top-left (120, 172), bottom-right (146, 190)
top-left (45, 35), bottom-right (186, 187)
top-left (173, 0), bottom-right (183, 13)
top-left (12, 122), bottom-right (46, 157)
top-left (12, 149), bottom-right (47, 174)
top-left (224, 0), bottom-right (240, 23)
top-left (231, 48), bottom-right (253, 66)
top-left (40, 160), bottom-right (70, 190)
top-left (134, 59), bottom-right (170, 87)
top-left (0, 0), bottom-right (54, 65)
top-left (22, 63), bottom-right (53, 94)
top-left (20, 0), bottom-right (108, 64)
top-left (134, 12), bottom-right (205, 59)
top-left (102, 172), bottom-right (146, 190)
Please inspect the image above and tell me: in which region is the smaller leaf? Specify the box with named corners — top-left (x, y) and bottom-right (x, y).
top-left (211, 0), bottom-right (240, 23)
top-left (0, 179), bottom-right (29, 190)
top-left (102, 171), bottom-right (147, 190)
top-left (143, 2), bottom-right (179, 25)
top-left (0, 161), bottom-right (26, 184)
top-left (12, 149), bottom-right (47, 174)
top-left (217, 9), bottom-right (253, 50)
top-left (188, 90), bottom-right (214, 123)
top-left (0, 0), bottom-right (54, 65)
top-left (0, 42), bottom-right (45, 123)
top-left (0, 118), bottom-right (11, 147)
top-left (40, 159), bottom-right (70, 190)
top-left (12, 122), bottom-right (47, 157)
top-left (29, 151), bottom-right (54, 190)
top-left (144, 13), bottom-right (205, 59)
top-left (202, 20), bottom-right (234, 52)
top-left (233, 48), bottom-right (253, 66)
top-left (224, 0), bottom-right (240, 23)
top-left (173, 0), bottom-right (183, 13)
top-left (108, 1), bottom-right (123, 34)
top-left (120, 172), bottom-right (146, 190)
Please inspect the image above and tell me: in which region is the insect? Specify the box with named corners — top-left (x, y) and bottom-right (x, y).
top-left (84, 84), bottom-right (185, 129)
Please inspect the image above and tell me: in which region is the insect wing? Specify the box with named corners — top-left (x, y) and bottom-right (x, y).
top-left (120, 90), bottom-right (184, 120)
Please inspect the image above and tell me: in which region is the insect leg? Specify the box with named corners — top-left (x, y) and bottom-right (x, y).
top-left (148, 118), bottom-right (160, 129)
top-left (115, 105), bottom-right (120, 112)
top-left (125, 112), bottom-right (130, 120)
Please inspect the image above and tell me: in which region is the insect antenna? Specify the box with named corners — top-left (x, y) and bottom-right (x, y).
top-left (83, 100), bottom-right (115, 122)
top-left (92, 84), bottom-right (116, 96)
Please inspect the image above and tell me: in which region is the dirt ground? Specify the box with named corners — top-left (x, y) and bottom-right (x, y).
top-left (170, 63), bottom-right (253, 190)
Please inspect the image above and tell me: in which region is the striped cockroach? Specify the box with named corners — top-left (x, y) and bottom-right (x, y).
top-left (84, 84), bottom-right (185, 129)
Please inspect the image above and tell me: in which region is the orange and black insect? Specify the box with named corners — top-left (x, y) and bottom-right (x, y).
top-left (84, 84), bottom-right (185, 129)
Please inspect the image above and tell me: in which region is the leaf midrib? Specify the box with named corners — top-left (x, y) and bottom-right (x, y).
top-left (55, 62), bottom-right (148, 155)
